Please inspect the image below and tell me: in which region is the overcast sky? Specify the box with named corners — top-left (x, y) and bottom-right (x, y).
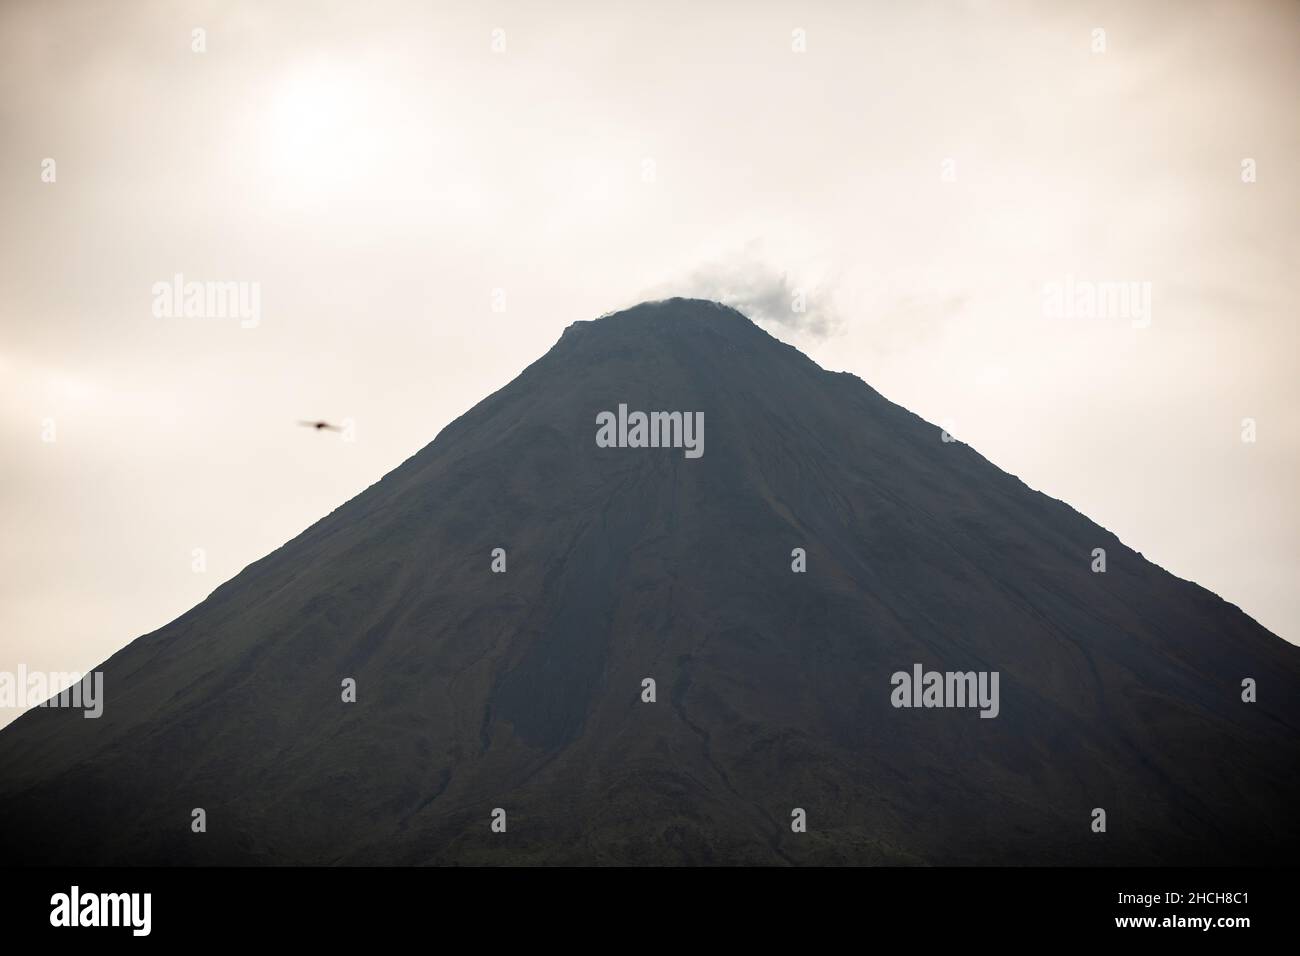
top-left (1, 0), bottom-right (1297, 727)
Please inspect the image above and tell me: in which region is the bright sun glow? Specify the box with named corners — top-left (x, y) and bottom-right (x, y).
top-left (263, 61), bottom-right (385, 195)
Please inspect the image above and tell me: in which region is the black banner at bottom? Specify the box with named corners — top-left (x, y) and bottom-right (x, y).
top-left (0, 866), bottom-right (1286, 943)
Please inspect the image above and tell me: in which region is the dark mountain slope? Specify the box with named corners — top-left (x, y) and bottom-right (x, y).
top-left (2, 298), bottom-right (1297, 865)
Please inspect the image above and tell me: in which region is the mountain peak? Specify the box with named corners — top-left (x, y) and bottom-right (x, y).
top-left (1, 300), bottom-right (1297, 866)
top-left (564, 297), bottom-right (760, 340)
top-left (605, 296), bottom-right (750, 320)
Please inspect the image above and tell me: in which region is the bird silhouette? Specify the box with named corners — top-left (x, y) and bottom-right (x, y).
top-left (298, 420), bottom-right (343, 432)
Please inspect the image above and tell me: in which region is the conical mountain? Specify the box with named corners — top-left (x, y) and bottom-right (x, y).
top-left (2, 298), bottom-right (1297, 865)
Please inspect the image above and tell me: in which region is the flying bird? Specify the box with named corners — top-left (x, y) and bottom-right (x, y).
top-left (298, 420), bottom-right (343, 432)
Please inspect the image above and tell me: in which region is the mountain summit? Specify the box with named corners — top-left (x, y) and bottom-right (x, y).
top-left (2, 298), bottom-right (1297, 865)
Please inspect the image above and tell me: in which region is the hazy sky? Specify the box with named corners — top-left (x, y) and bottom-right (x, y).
top-left (2, 0), bottom-right (1297, 728)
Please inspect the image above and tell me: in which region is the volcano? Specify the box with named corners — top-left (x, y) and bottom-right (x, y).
top-left (2, 298), bottom-right (1297, 865)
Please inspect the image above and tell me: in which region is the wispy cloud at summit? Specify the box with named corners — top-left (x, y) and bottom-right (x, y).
top-left (657, 247), bottom-right (841, 340)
